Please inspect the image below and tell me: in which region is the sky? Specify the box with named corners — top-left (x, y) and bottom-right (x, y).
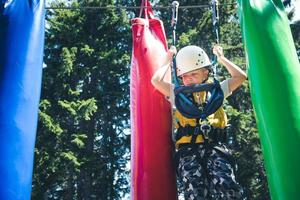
top-left (292, 0), bottom-right (300, 23)
top-left (285, 0), bottom-right (300, 24)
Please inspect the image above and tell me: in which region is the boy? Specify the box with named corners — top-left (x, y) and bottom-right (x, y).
top-left (151, 45), bottom-right (247, 199)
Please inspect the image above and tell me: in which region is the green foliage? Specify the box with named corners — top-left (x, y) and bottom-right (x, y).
top-left (39, 100), bottom-right (64, 135)
top-left (61, 47), bottom-right (77, 76)
top-left (71, 134), bottom-right (87, 148)
top-left (61, 151), bottom-right (82, 167)
top-left (58, 98), bottom-right (97, 120)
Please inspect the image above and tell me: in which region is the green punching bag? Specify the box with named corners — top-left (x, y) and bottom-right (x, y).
top-left (238, 0), bottom-right (300, 199)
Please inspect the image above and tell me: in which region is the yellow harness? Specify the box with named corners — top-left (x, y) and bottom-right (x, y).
top-left (174, 91), bottom-right (227, 146)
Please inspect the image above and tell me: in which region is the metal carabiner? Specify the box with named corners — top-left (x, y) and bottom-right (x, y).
top-left (199, 119), bottom-right (211, 139)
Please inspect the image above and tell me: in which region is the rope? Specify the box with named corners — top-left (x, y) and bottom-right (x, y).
top-left (211, 0), bottom-right (220, 78)
top-left (45, 3), bottom-right (236, 10)
top-left (171, 1), bottom-right (180, 86)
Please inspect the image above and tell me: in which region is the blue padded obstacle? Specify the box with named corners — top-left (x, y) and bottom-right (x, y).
top-left (0, 0), bottom-right (45, 199)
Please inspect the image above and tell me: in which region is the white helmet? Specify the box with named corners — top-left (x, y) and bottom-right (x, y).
top-left (176, 45), bottom-right (211, 77)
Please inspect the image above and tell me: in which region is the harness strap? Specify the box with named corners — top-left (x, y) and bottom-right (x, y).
top-left (176, 125), bottom-right (227, 146)
top-left (174, 78), bottom-right (224, 120)
top-left (191, 119), bottom-right (200, 144)
top-left (174, 82), bottom-right (216, 95)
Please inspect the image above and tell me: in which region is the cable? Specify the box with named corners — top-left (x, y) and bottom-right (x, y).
top-left (45, 3), bottom-right (236, 10)
top-left (171, 1), bottom-right (180, 86)
top-left (211, 0), bottom-right (220, 78)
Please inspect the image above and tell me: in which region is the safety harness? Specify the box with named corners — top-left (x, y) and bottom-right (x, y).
top-left (174, 79), bottom-right (224, 119)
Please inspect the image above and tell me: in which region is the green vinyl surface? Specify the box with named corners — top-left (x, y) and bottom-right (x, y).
top-left (238, 0), bottom-right (300, 199)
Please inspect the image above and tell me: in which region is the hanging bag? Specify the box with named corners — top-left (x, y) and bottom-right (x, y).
top-left (130, 1), bottom-right (177, 199)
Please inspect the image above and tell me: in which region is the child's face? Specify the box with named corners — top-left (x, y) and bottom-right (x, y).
top-left (181, 68), bottom-right (209, 86)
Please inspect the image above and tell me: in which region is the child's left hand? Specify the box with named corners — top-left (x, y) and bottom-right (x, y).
top-left (213, 45), bottom-right (224, 58)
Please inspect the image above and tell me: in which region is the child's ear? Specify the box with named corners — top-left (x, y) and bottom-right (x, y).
top-left (204, 69), bottom-right (210, 75)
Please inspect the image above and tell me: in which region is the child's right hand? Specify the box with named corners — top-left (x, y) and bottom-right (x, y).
top-left (167, 46), bottom-right (177, 58)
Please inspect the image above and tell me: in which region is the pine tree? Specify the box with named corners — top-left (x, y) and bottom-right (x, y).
top-left (33, 0), bottom-right (131, 199)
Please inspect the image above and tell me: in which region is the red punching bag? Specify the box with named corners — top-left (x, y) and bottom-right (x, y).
top-left (130, 1), bottom-right (178, 200)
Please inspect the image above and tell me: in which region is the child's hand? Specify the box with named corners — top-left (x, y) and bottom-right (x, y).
top-left (167, 46), bottom-right (177, 58)
top-left (213, 45), bottom-right (224, 58)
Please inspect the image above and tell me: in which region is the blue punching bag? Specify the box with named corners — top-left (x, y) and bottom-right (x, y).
top-left (0, 0), bottom-right (45, 199)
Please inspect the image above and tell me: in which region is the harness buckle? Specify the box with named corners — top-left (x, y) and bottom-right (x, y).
top-left (200, 124), bottom-right (211, 139)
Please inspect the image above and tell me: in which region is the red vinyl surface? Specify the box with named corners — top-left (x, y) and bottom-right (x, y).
top-left (130, 1), bottom-right (177, 199)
